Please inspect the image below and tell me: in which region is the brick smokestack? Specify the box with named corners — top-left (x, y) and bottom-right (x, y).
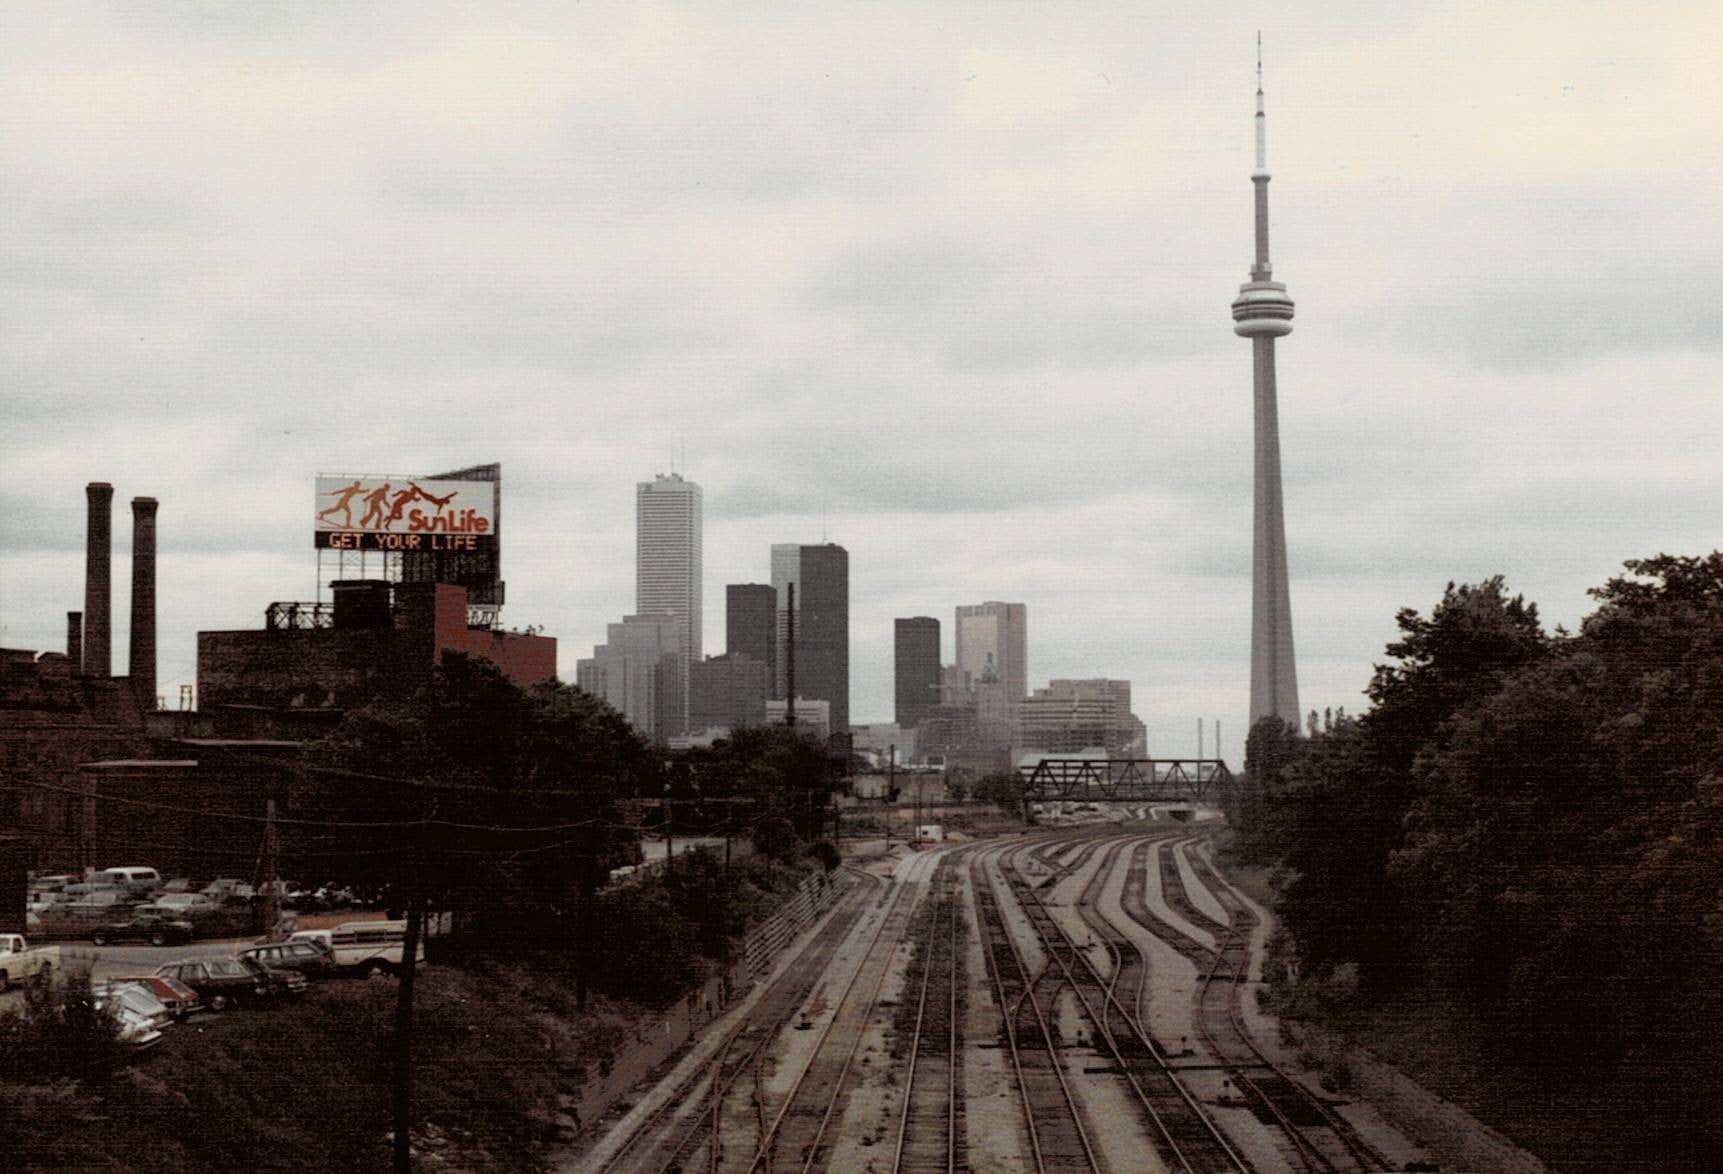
top-left (83, 482), bottom-right (113, 676)
top-left (130, 496), bottom-right (158, 706)
top-left (67, 611), bottom-right (83, 672)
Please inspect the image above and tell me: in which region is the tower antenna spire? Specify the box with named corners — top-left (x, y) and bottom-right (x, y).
top-left (1231, 34), bottom-right (1301, 732)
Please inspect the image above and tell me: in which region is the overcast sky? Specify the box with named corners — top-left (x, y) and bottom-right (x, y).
top-left (4, 3), bottom-right (1720, 763)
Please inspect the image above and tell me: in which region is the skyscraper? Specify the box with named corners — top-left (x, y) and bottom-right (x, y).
top-left (954, 602), bottom-right (1027, 736)
top-left (894, 617), bottom-right (940, 729)
top-left (1231, 42), bottom-right (1300, 730)
top-left (637, 474), bottom-right (701, 726)
top-left (726, 583), bottom-right (777, 694)
top-left (771, 543), bottom-right (849, 736)
top-left (575, 612), bottom-right (687, 741)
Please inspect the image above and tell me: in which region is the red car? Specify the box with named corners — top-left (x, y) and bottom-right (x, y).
top-left (114, 974), bottom-right (203, 1020)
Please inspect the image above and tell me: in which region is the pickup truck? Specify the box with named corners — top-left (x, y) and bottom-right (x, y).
top-left (0, 934), bottom-right (59, 989)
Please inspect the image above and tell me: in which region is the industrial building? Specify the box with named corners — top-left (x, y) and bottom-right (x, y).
top-left (3, 467), bottom-right (561, 886)
top-left (198, 579), bottom-right (556, 712)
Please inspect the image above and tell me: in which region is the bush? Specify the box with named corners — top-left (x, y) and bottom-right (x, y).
top-left (590, 884), bottom-right (699, 1004)
top-left (807, 840), bottom-right (840, 872)
top-left (0, 970), bottom-right (124, 1086)
top-left (753, 816), bottom-right (800, 863)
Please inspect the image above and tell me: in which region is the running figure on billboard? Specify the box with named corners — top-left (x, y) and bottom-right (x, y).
top-left (359, 483), bottom-right (394, 528)
top-left (316, 480), bottom-right (365, 527)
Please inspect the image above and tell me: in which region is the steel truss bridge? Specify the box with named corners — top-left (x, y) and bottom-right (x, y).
top-left (1018, 758), bottom-right (1234, 805)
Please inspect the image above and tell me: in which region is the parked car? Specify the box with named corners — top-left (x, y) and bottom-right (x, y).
top-left (149, 893), bottom-right (219, 915)
top-left (0, 934), bottom-right (59, 989)
top-left (159, 877), bottom-right (195, 894)
top-left (94, 980), bottom-right (177, 1035)
top-left (115, 974), bottom-right (203, 1020)
top-left (328, 920), bottom-right (424, 974)
top-left (97, 866), bottom-right (163, 896)
top-left (288, 929), bottom-right (333, 953)
top-left (28, 874), bottom-right (77, 894)
top-left (155, 957), bottom-right (272, 1011)
top-left (90, 913), bottom-right (196, 947)
top-left (89, 988), bottom-right (164, 1050)
top-left (240, 939), bottom-right (334, 980)
top-left (235, 953), bottom-right (308, 995)
top-left (27, 892), bottom-right (67, 916)
top-left (61, 890), bottom-right (137, 919)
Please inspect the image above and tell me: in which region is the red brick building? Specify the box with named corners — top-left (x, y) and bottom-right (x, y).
top-left (197, 580), bottom-right (556, 711)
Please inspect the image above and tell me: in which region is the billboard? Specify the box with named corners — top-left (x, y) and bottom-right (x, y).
top-left (314, 475), bottom-right (497, 552)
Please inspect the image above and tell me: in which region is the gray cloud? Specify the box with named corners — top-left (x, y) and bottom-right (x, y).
top-left (4, 3), bottom-right (1721, 766)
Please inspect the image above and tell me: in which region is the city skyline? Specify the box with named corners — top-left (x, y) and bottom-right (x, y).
top-left (4, 7), bottom-right (1720, 765)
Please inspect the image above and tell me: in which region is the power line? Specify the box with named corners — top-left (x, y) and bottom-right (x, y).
top-left (9, 776), bottom-right (610, 835)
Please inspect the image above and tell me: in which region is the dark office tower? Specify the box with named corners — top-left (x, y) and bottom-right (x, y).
top-left (894, 617), bottom-right (940, 729)
top-left (726, 583), bottom-right (777, 694)
top-left (771, 544), bottom-right (849, 736)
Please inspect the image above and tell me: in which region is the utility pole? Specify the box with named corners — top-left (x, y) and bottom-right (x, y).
top-left (914, 764), bottom-right (922, 848)
top-left (576, 819), bottom-right (597, 1012)
top-left (664, 793), bottom-right (674, 879)
top-left (784, 583), bottom-right (796, 730)
top-left (392, 794), bottom-right (427, 1174)
top-left (886, 745), bottom-right (895, 851)
top-left (258, 798), bottom-right (280, 937)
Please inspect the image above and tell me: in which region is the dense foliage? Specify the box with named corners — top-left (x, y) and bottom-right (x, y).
top-left (1234, 556), bottom-right (1723, 1168)
top-left (3, 970), bottom-right (569, 1173)
top-left (297, 657), bottom-right (838, 991)
top-left (0, 971), bottom-right (123, 1085)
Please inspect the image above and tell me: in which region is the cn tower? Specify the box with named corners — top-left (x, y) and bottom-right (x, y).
top-left (1231, 38), bottom-right (1300, 730)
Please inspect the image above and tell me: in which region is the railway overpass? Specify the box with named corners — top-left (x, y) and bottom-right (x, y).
top-left (1018, 757), bottom-right (1234, 806)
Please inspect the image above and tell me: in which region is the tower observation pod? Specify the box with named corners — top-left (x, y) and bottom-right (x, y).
top-left (1233, 37), bottom-right (1301, 730)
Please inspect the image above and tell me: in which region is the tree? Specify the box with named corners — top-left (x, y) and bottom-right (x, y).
top-left (974, 772), bottom-right (1024, 814)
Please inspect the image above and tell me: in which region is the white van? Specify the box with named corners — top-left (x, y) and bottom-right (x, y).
top-left (99, 867), bottom-right (162, 896)
top-left (327, 920), bottom-right (426, 974)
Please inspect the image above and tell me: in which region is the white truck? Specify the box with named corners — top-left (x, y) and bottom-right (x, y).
top-left (0, 934), bottom-right (59, 989)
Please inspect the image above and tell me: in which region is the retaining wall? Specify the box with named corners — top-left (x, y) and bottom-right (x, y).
top-left (568, 868), bottom-right (849, 1132)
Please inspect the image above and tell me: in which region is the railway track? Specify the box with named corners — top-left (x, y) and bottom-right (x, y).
top-left (745, 849), bottom-right (940, 1172)
top-left (592, 870), bottom-right (879, 1174)
top-left (1116, 837), bottom-right (1219, 971)
top-left (969, 845), bottom-right (1098, 1172)
top-left (1178, 841), bottom-right (1393, 1174)
top-left (891, 859), bottom-right (965, 1173)
top-left (1065, 831), bottom-right (1188, 1056)
top-left (998, 839), bottom-right (1252, 1174)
